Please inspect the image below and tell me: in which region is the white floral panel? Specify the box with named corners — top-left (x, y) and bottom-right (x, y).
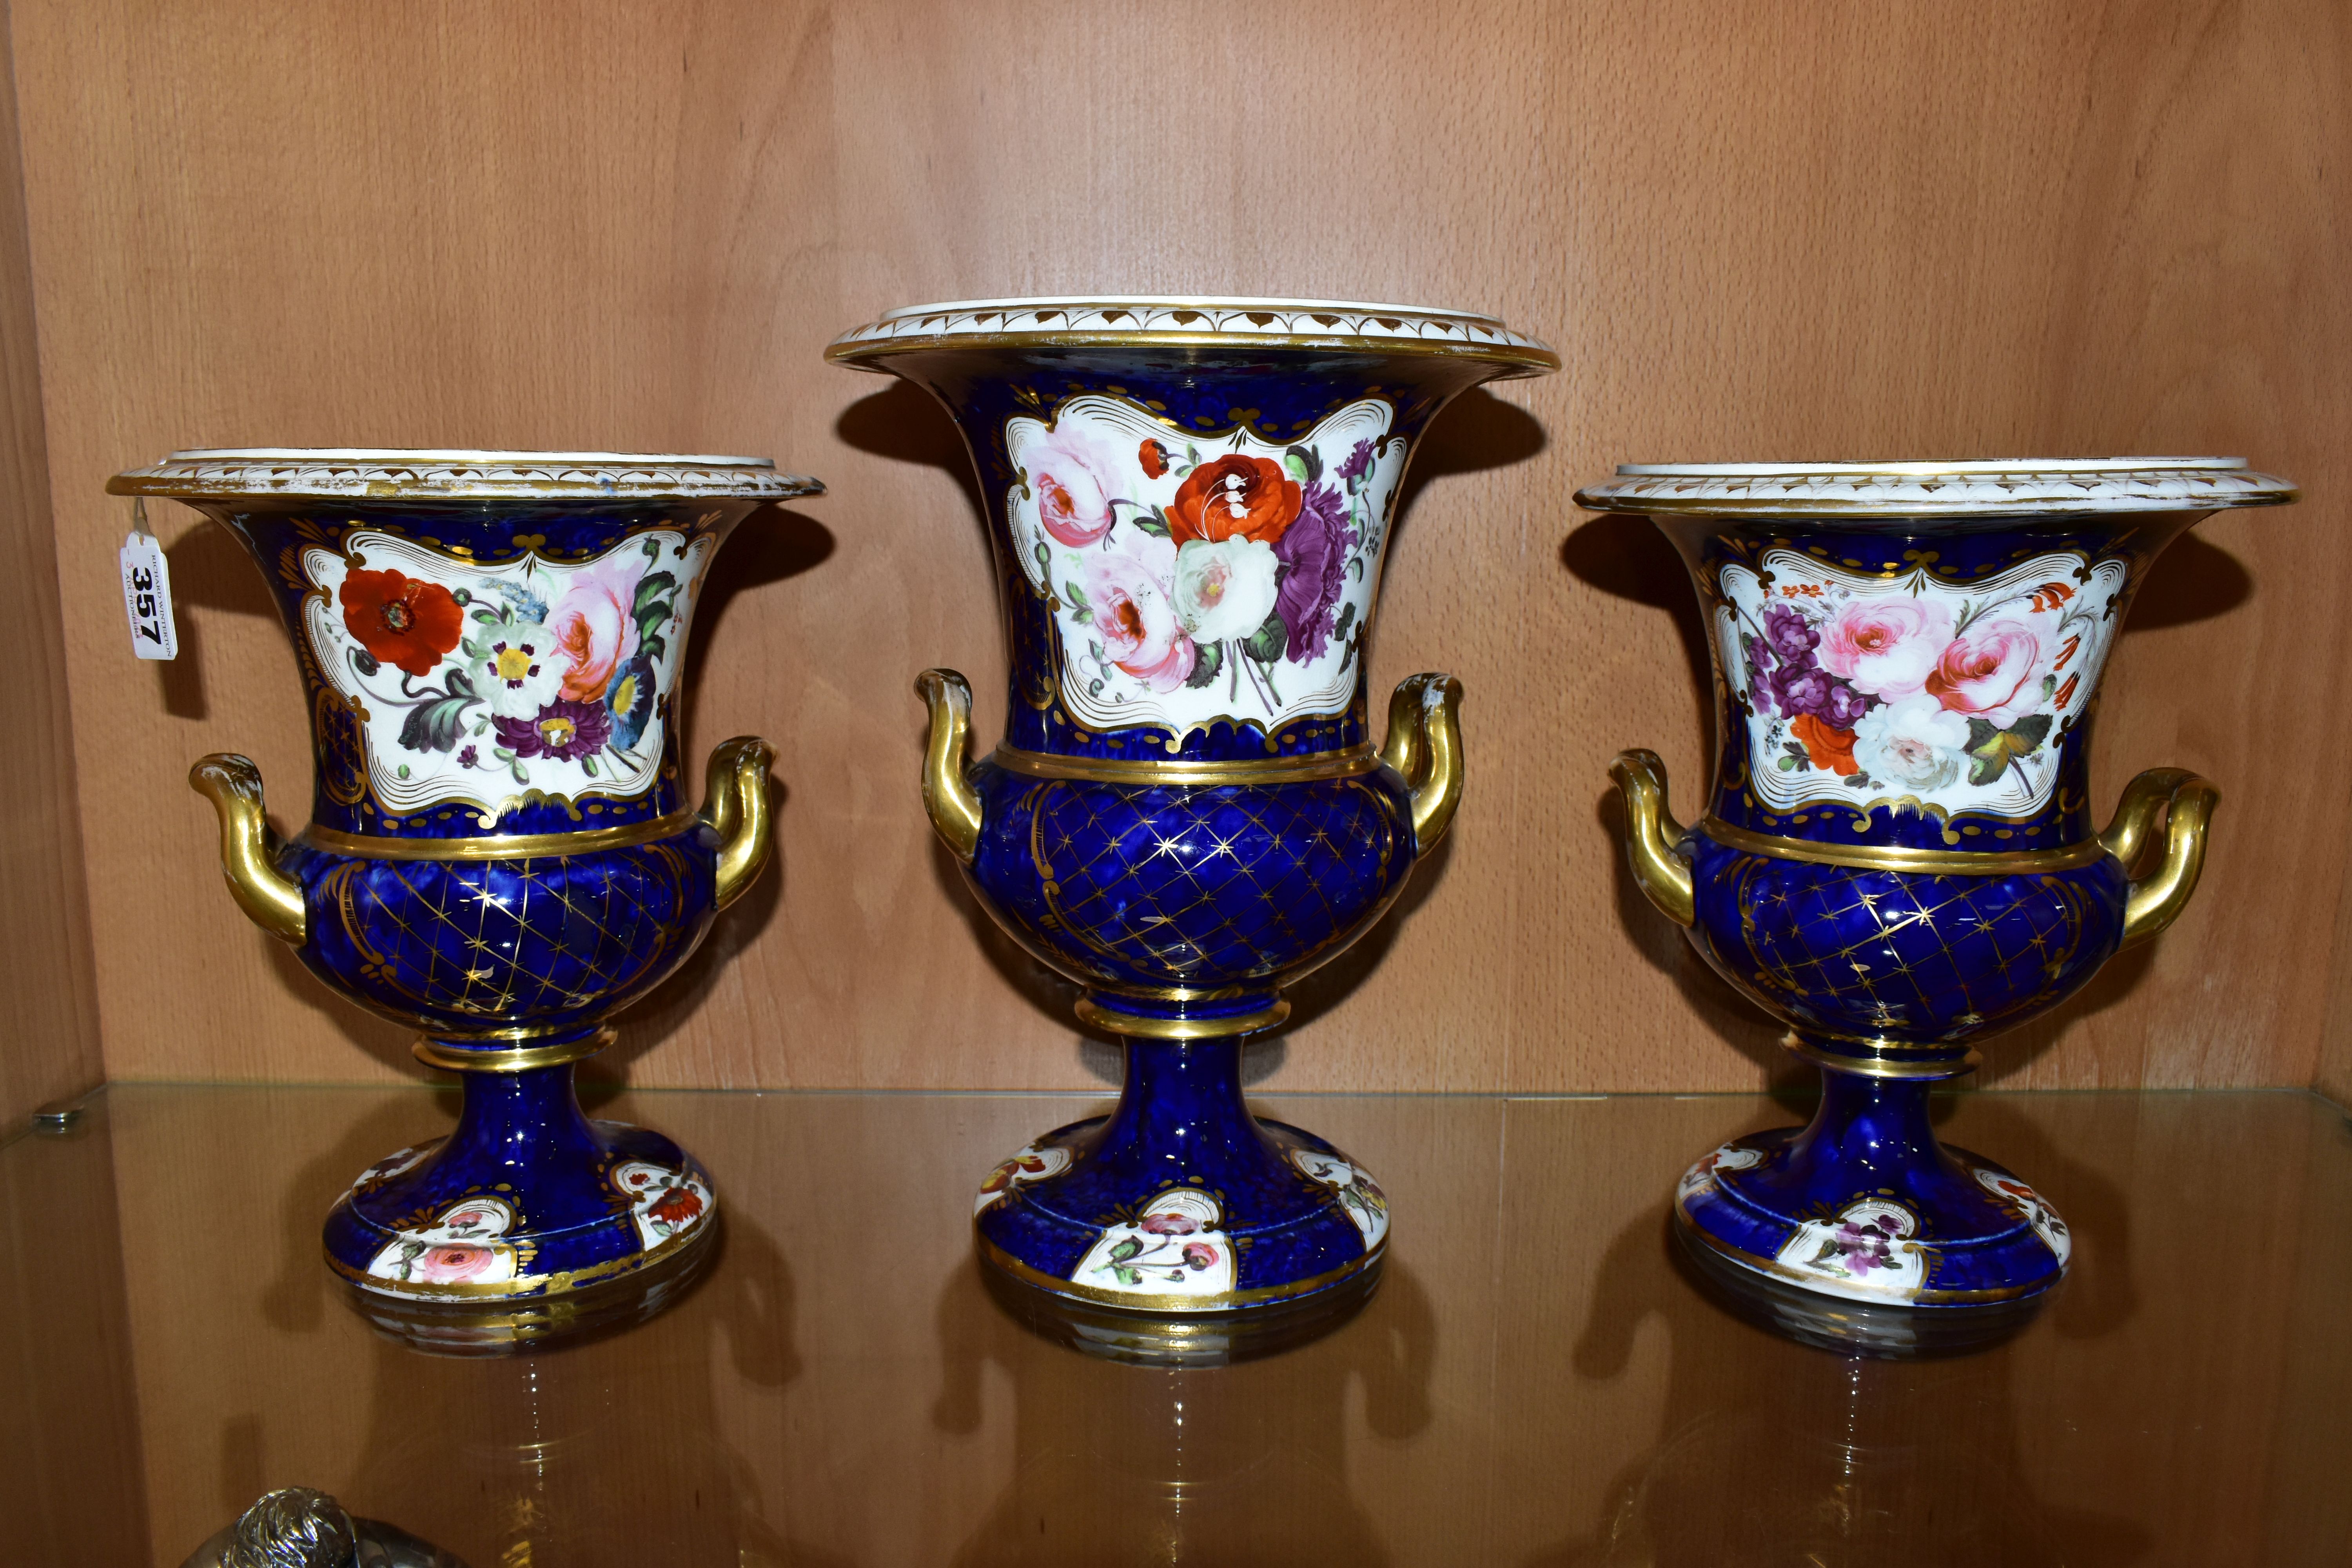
top-left (1293, 1148), bottom-right (1391, 1248)
top-left (615, 1159), bottom-right (715, 1249)
top-left (1716, 548), bottom-right (2128, 819)
top-left (974, 1142), bottom-right (1071, 1215)
top-left (1004, 395), bottom-right (1406, 738)
top-left (363, 1195), bottom-right (522, 1289)
top-left (1675, 1142), bottom-right (1763, 1206)
top-left (1772, 1198), bottom-right (1927, 1303)
top-left (1071, 1188), bottom-right (1238, 1298)
top-left (302, 530), bottom-right (713, 820)
top-left (1974, 1167), bottom-right (2072, 1267)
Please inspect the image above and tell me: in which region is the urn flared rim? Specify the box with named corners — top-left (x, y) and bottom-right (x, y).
top-left (825, 294), bottom-right (1559, 378)
top-left (1574, 458), bottom-right (2297, 517)
top-left (107, 448), bottom-right (825, 503)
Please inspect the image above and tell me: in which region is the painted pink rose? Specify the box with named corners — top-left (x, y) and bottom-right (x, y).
top-left (1031, 431), bottom-right (1122, 548)
top-left (414, 1243), bottom-right (497, 1283)
top-left (1925, 618), bottom-right (2048, 725)
top-left (547, 554), bottom-right (649, 703)
top-left (1082, 535), bottom-right (1195, 692)
top-left (1815, 597), bottom-right (1955, 700)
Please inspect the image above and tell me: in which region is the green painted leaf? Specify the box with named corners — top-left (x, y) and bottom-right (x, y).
top-left (1131, 510), bottom-right (1171, 538)
top-left (1064, 580), bottom-right (1089, 610)
top-left (396, 669), bottom-right (478, 754)
top-left (631, 571), bottom-right (677, 641)
top-left (1185, 639), bottom-right (1224, 689)
top-left (1968, 715), bottom-right (2049, 784)
top-left (1242, 606), bottom-right (1287, 665)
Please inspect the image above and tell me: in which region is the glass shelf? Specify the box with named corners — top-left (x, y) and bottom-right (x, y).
top-left (4, 1082), bottom-right (2347, 1565)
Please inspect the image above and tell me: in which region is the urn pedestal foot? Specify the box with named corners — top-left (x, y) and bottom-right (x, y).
top-left (324, 1031), bottom-right (718, 1303)
top-left (974, 1035), bottom-right (1387, 1365)
top-left (1672, 1039), bottom-right (2069, 1357)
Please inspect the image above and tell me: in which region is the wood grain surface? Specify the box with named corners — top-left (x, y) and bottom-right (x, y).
top-left (0, 0), bottom-right (101, 1125)
top-left (7, 0), bottom-right (2347, 1092)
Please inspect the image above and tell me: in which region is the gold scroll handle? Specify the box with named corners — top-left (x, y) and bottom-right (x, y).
top-left (189, 755), bottom-right (307, 944)
top-left (1606, 750), bottom-right (2221, 948)
top-left (1380, 672), bottom-right (1465, 855)
top-left (914, 669), bottom-right (1465, 862)
top-left (915, 669), bottom-right (985, 862)
top-left (2096, 767), bottom-right (2221, 949)
top-left (1607, 749), bottom-right (1695, 927)
top-left (189, 736), bottom-right (778, 941)
top-left (699, 735), bottom-right (779, 913)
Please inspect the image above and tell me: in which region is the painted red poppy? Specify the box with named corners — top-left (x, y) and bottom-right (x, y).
top-left (339, 568), bottom-right (463, 675)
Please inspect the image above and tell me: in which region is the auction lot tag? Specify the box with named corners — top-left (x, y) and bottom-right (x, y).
top-left (120, 498), bottom-right (178, 660)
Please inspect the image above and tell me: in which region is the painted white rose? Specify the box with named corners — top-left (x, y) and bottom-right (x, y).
top-left (1853, 695), bottom-right (1971, 791)
top-left (474, 619), bottom-right (565, 720)
top-left (1172, 537), bottom-right (1280, 644)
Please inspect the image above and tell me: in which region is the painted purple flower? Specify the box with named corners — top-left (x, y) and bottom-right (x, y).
top-left (493, 698), bottom-right (612, 762)
top-left (1272, 480), bottom-right (1356, 662)
top-left (1336, 437), bottom-right (1376, 486)
top-left (1763, 601), bottom-right (1819, 663)
top-left (1820, 681), bottom-right (1870, 728)
top-left (1750, 613), bottom-right (1872, 728)
top-left (456, 745), bottom-right (479, 768)
top-left (1835, 1218), bottom-right (1897, 1273)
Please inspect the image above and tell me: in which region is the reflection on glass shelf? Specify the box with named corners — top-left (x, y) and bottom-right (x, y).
top-left (0, 1084), bottom-right (2347, 1566)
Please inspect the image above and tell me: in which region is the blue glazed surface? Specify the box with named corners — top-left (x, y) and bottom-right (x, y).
top-left (976, 1041), bottom-right (1379, 1300)
top-left (1677, 1074), bottom-right (2063, 1305)
top-left (323, 1063), bottom-right (716, 1297)
top-left (965, 760), bottom-right (1415, 1016)
top-left (1685, 835), bottom-right (2127, 1067)
top-left (181, 490), bottom-right (762, 1298)
top-left (877, 339), bottom-right (1512, 1308)
top-left (284, 829), bottom-right (719, 1041)
top-left (1646, 508), bottom-right (2208, 1315)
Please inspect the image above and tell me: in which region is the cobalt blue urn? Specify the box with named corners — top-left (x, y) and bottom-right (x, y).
top-left (829, 298), bottom-right (1556, 1350)
top-left (111, 449), bottom-right (821, 1302)
top-left (1583, 459), bottom-right (2296, 1345)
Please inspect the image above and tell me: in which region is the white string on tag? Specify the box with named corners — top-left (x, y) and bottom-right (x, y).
top-left (120, 497), bottom-right (179, 660)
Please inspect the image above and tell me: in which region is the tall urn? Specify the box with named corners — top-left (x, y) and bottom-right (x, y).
top-left (111, 449), bottom-right (821, 1301)
top-left (1584, 459), bottom-right (2295, 1343)
top-left (830, 298), bottom-right (1556, 1351)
